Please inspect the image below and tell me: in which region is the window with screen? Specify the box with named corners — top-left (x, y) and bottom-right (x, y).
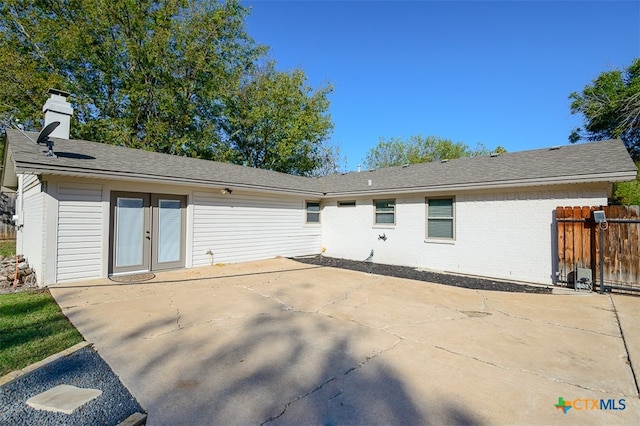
top-left (427, 198), bottom-right (454, 239)
top-left (306, 201), bottom-right (320, 223)
top-left (374, 199), bottom-right (395, 224)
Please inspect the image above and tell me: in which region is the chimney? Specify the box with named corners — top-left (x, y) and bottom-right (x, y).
top-left (42, 89), bottom-right (73, 139)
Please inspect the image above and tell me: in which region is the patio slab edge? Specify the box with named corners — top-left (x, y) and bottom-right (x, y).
top-left (117, 412), bottom-right (147, 426)
top-left (0, 341), bottom-right (91, 387)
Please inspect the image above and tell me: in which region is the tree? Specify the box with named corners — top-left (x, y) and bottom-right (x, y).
top-left (0, 1), bottom-right (336, 175)
top-left (222, 63), bottom-right (334, 175)
top-left (1, 0), bottom-right (265, 156)
top-left (611, 162), bottom-right (640, 205)
top-left (363, 135), bottom-right (505, 169)
top-left (569, 58), bottom-right (640, 160)
top-left (310, 143), bottom-right (347, 177)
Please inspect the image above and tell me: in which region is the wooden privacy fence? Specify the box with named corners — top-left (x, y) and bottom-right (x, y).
top-left (0, 192), bottom-right (16, 240)
top-left (0, 222), bottom-right (15, 240)
top-left (556, 205), bottom-right (640, 293)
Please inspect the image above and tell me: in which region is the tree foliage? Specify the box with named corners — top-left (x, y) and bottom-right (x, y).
top-left (611, 168), bottom-right (640, 205)
top-left (222, 63), bottom-right (335, 175)
top-left (0, 0), bottom-right (337, 175)
top-left (363, 135), bottom-right (506, 169)
top-left (569, 58), bottom-right (640, 160)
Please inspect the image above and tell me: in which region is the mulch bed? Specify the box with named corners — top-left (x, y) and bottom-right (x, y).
top-left (293, 255), bottom-right (552, 294)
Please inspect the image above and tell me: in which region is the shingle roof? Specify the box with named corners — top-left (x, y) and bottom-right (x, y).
top-left (3, 129), bottom-right (636, 196)
top-left (3, 130), bottom-right (322, 195)
top-left (317, 139), bottom-right (637, 196)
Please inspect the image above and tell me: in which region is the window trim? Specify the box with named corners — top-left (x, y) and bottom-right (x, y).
top-left (426, 197), bottom-right (455, 240)
top-left (373, 199), bottom-right (396, 226)
top-left (305, 201), bottom-right (321, 224)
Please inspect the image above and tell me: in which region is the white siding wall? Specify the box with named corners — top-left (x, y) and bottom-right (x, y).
top-left (18, 175), bottom-right (45, 283)
top-left (56, 183), bottom-right (104, 282)
top-left (192, 191), bottom-right (322, 265)
top-left (322, 186), bottom-right (609, 285)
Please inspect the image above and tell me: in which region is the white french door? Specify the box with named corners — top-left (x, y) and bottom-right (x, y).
top-left (110, 192), bottom-right (186, 274)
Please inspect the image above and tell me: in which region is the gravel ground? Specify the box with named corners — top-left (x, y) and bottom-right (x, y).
top-left (0, 346), bottom-right (144, 425)
top-left (294, 255), bottom-right (552, 294)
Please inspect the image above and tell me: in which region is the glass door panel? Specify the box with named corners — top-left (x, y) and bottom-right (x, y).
top-left (151, 194), bottom-right (186, 271)
top-left (110, 192), bottom-right (150, 274)
top-left (157, 199), bottom-right (181, 263)
top-left (115, 198), bottom-right (144, 267)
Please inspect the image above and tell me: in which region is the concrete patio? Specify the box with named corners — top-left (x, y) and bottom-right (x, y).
top-left (50, 258), bottom-right (640, 425)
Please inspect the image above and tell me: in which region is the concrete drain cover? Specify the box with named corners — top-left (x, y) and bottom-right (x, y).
top-left (26, 384), bottom-right (102, 414)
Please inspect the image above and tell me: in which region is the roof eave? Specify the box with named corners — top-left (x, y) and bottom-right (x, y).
top-left (14, 163), bottom-right (324, 197)
top-left (320, 171), bottom-right (637, 198)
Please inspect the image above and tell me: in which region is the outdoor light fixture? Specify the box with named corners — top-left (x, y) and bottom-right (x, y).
top-left (221, 188), bottom-right (232, 194)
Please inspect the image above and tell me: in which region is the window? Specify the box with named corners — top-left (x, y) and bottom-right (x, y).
top-left (427, 198), bottom-right (455, 239)
top-left (374, 199), bottom-right (395, 224)
top-left (306, 201), bottom-right (320, 223)
top-left (337, 200), bottom-right (356, 207)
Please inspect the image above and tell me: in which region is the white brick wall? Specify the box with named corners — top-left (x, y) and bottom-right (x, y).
top-left (321, 185), bottom-right (609, 284)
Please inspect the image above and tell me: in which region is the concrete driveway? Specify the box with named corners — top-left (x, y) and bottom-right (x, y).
top-left (50, 258), bottom-right (640, 425)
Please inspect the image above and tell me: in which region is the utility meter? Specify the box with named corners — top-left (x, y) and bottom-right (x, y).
top-left (593, 210), bottom-right (606, 223)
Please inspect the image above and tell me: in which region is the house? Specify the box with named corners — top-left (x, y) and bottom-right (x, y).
top-left (2, 92), bottom-right (637, 286)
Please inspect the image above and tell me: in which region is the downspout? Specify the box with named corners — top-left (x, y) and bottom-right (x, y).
top-left (16, 174), bottom-right (24, 242)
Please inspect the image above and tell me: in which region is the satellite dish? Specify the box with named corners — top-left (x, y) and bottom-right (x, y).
top-left (36, 121), bottom-right (60, 158)
top-left (36, 121), bottom-right (60, 145)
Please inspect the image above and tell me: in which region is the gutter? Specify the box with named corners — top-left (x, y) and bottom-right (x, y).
top-left (14, 164), bottom-right (325, 198)
top-left (320, 170), bottom-right (637, 198)
top-left (14, 161), bottom-right (635, 200)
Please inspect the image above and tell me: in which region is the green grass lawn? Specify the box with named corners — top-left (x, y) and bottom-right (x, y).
top-left (0, 289), bottom-right (83, 376)
top-left (0, 239), bottom-right (16, 257)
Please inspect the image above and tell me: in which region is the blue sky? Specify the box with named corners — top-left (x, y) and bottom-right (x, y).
top-left (243, 1), bottom-right (640, 171)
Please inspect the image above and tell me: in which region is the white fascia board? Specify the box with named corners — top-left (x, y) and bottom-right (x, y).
top-left (320, 171), bottom-right (638, 198)
top-left (14, 164), bottom-right (324, 198)
top-left (14, 161), bottom-right (636, 199)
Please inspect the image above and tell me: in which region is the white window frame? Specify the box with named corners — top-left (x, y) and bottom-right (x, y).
top-left (374, 199), bottom-right (395, 225)
top-left (305, 201), bottom-right (321, 224)
top-left (426, 197), bottom-right (455, 240)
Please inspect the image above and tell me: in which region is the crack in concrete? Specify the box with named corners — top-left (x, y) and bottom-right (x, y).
top-left (609, 295), bottom-right (640, 398)
top-left (316, 284), bottom-right (364, 313)
top-left (316, 293), bottom-right (349, 313)
top-left (260, 377), bottom-right (337, 425)
top-left (434, 345), bottom-right (635, 398)
top-left (352, 298), bottom-right (369, 309)
top-left (344, 339), bottom-right (402, 375)
top-left (239, 284), bottom-right (293, 311)
top-left (493, 309), bottom-right (619, 338)
top-left (261, 338), bottom-right (402, 425)
top-left (167, 294), bottom-right (182, 330)
top-left (141, 314), bottom-right (254, 339)
top-left (476, 290), bottom-right (489, 311)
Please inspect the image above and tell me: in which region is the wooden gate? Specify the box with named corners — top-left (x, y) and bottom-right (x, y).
top-left (556, 206), bottom-right (640, 293)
